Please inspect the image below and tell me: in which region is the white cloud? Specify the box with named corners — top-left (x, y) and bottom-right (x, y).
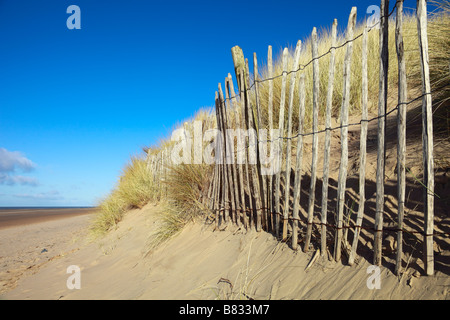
top-left (0, 147), bottom-right (36, 172)
top-left (0, 147), bottom-right (38, 186)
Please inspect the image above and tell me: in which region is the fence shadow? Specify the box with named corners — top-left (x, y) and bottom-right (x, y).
top-left (272, 169), bottom-right (450, 276)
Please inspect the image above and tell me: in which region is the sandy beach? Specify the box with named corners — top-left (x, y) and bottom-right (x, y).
top-left (0, 208), bottom-right (95, 295)
top-left (0, 207), bottom-right (97, 230)
top-left (1, 203), bottom-right (448, 300)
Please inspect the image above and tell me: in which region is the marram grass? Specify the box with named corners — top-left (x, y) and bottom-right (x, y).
top-left (90, 156), bottom-right (156, 236)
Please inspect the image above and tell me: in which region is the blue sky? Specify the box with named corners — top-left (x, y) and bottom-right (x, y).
top-left (0, 0), bottom-right (396, 207)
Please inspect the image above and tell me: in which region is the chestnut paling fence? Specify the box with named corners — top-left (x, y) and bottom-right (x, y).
top-left (147, 0), bottom-right (446, 277)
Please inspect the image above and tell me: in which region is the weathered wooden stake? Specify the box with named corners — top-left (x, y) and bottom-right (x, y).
top-left (417, 0), bottom-right (435, 276)
top-left (348, 27), bottom-right (369, 266)
top-left (395, 0), bottom-right (407, 275)
top-left (334, 7), bottom-right (357, 262)
top-left (374, 0), bottom-right (389, 266)
top-left (218, 84), bottom-right (235, 224)
top-left (245, 59), bottom-right (263, 231)
top-left (267, 46), bottom-right (274, 233)
top-left (214, 92), bottom-right (224, 228)
top-left (274, 48), bottom-right (289, 238)
top-left (253, 53), bottom-right (268, 231)
top-left (320, 19), bottom-right (338, 256)
top-left (226, 76), bottom-right (242, 227)
top-left (240, 72), bottom-right (253, 229)
top-left (292, 74), bottom-right (306, 251)
top-left (283, 40), bottom-right (302, 241)
top-left (304, 28), bottom-right (320, 253)
top-left (228, 74), bottom-right (246, 227)
top-left (225, 79), bottom-right (240, 225)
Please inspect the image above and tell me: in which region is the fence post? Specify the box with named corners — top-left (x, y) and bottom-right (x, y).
top-left (292, 74), bottom-right (306, 251)
top-left (274, 48), bottom-right (289, 238)
top-left (254, 53), bottom-right (268, 231)
top-left (218, 84), bottom-right (234, 225)
top-left (320, 19), bottom-right (338, 256)
top-left (395, 0), bottom-right (407, 275)
top-left (267, 46), bottom-right (274, 233)
top-left (223, 81), bottom-right (238, 224)
top-left (334, 7), bottom-right (357, 262)
top-left (417, 0), bottom-right (435, 276)
top-left (349, 27), bottom-right (369, 266)
top-left (240, 72), bottom-right (254, 228)
top-left (304, 28), bottom-right (320, 252)
top-left (245, 59), bottom-right (264, 231)
top-left (228, 74), bottom-right (246, 227)
top-left (214, 92), bottom-right (224, 228)
top-left (374, 0), bottom-right (389, 267)
top-left (232, 46), bottom-right (253, 229)
top-left (226, 76), bottom-right (242, 227)
top-left (209, 162), bottom-right (217, 210)
top-left (283, 40), bottom-right (302, 241)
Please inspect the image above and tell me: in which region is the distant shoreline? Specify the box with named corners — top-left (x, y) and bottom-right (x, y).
top-left (0, 207), bottom-right (97, 230)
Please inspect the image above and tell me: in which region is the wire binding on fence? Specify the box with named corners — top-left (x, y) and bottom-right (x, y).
top-left (224, 83), bottom-right (449, 157)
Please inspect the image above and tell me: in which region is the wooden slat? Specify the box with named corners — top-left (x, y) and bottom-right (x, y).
top-left (218, 83), bottom-right (235, 225)
top-left (231, 46), bottom-right (247, 91)
top-left (254, 53), bottom-right (268, 230)
top-left (214, 92), bottom-right (224, 228)
top-left (320, 19), bottom-right (338, 256)
top-left (225, 77), bottom-right (241, 225)
top-left (283, 40), bottom-right (302, 241)
top-left (240, 71), bottom-right (253, 229)
top-left (417, 0), bottom-right (435, 276)
top-left (334, 7), bottom-right (357, 262)
top-left (395, 0), bottom-right (407, 275)
top-left (245, 59), bottom-right (263, 231)
top-left (228, 74), bottom-right (246, 225)
top-left (304, 28), bottom-right (320, 252)
top-left (230, 46), bottom-right (251, 228)
top-left (209, 162), bottom-right (217, 210)
top-left (374, 0), bottom-right (389, 266)
top-left (348, 27), bottom-right (369, 266)
top-left (292, 74), bottom-right (306, 251)
top-left (267, 46), bottom-right (274, 233)
top-left (274, 48), bottom-right (289, 238)
top-left (160, 149), bottom-right (164, 200)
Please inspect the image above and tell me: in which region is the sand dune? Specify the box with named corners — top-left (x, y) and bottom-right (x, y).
top-left (1, 203), bottom-right (448, 300)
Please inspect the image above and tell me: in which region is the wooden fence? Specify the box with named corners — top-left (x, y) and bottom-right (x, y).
top-left (144, 0), bottom-right (441, 277)
top-left (205, 0), bottom-right (436, 276)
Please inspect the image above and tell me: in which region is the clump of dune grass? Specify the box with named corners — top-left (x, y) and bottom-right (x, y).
top-left (90, 190), bottom-right (127, 237)
top-left (90, 155), bottom-right (157, 237)
top-left (147, 111), bottom-right (215, 248)
top-left (115, 156), bottom-right (156, 208)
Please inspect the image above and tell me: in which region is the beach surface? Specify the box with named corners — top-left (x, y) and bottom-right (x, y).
top-left (1, 203), bottom-right (448, 300)
top-left (0, 208), bottom-right (95, 295)
top-left (0, 207), bottom-right (96, 230)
